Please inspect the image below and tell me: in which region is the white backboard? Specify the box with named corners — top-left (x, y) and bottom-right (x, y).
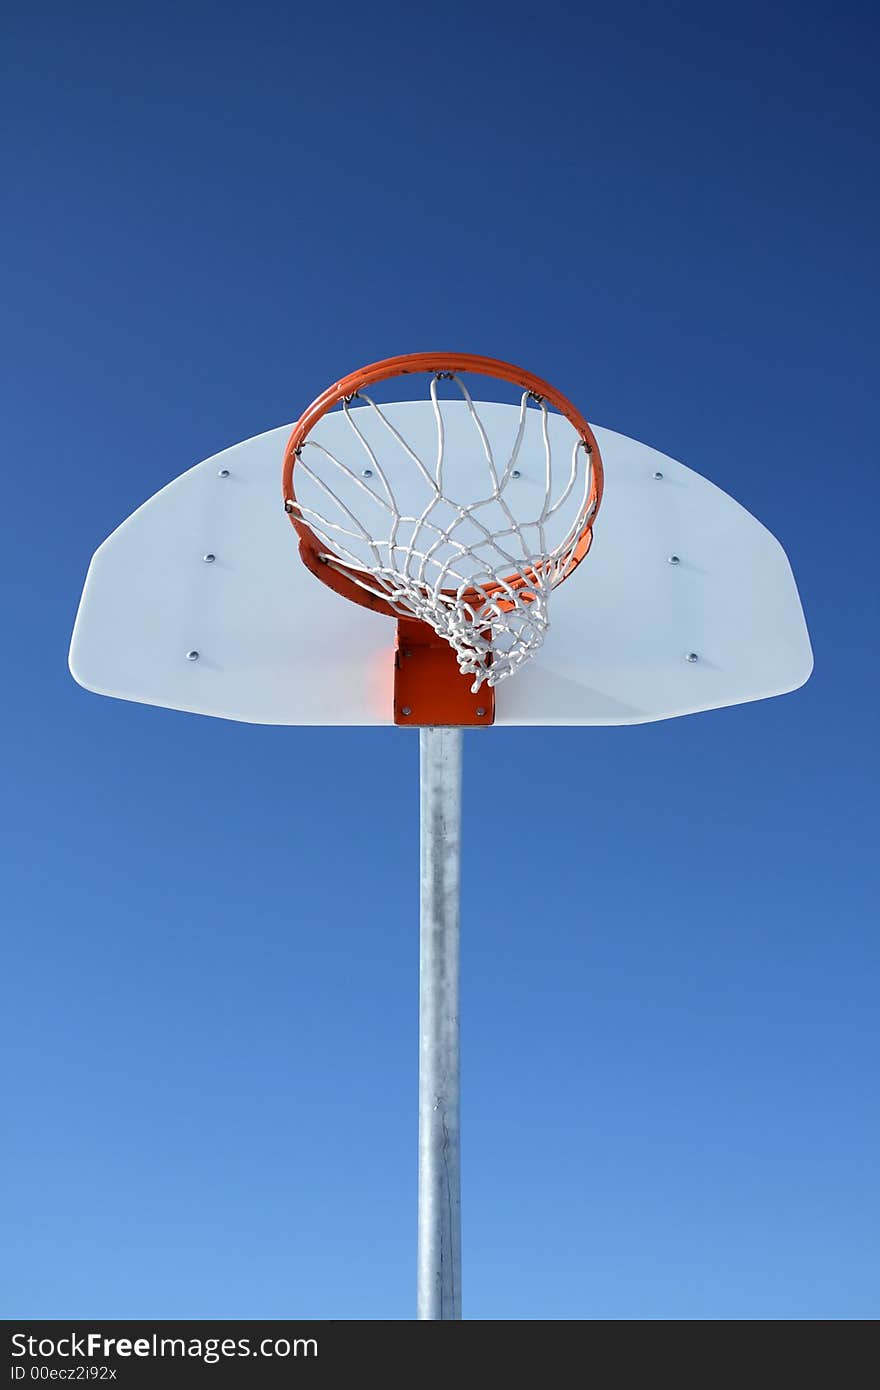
top-left (69, 402), bottom-right (812, 725)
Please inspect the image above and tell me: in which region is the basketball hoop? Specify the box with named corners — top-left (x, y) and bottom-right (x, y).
top-left (71, 351), bottom-right (814, 1320)
top-left (281, 353), bottom-right (604, 726)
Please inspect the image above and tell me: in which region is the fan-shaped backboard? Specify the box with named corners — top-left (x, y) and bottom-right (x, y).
top-left (69, 402), bottom-right (812, 725)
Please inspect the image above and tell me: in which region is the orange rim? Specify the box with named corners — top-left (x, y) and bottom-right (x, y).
top-left (282, 352), bottom-right (604, 618)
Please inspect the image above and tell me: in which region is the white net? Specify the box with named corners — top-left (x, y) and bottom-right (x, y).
top-left (287, 374), bottom-right (597, 691)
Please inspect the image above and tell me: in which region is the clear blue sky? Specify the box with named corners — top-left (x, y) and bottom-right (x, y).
top-left (3, 1), bottom-right (878, 1320)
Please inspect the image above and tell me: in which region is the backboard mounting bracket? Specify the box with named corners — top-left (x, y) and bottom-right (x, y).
top-left (394, 618), bottom-right (495, 727)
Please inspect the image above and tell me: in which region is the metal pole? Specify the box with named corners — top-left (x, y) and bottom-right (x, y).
top-left (417, 726), bottom-right (463, 1320)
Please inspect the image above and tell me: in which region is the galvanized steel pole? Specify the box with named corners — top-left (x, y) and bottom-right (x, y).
top-left (417, 726), bottom-right (463, 1320)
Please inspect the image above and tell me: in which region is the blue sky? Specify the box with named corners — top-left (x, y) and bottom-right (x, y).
top-left (2, 1), bottom-right (878, 1319)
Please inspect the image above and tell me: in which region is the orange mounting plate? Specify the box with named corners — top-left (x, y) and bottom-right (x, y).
top-left (394, 619), bottom-right (495, 727)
